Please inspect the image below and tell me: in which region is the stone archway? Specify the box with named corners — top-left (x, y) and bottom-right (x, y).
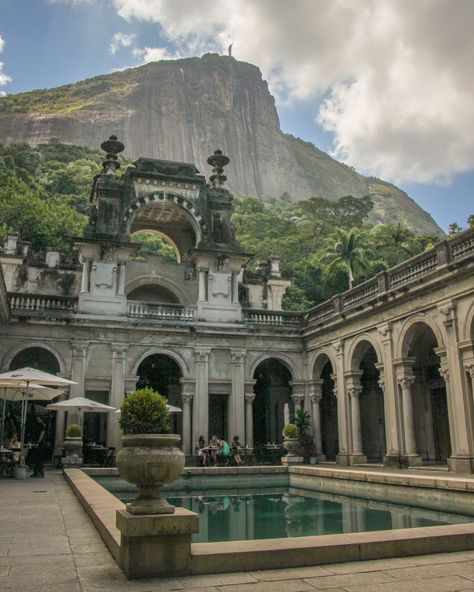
top-left (253, 358), bottom-right (293, 446)
top-left (400, 322), bottom-right (452, 464)
top-left (349, 339), bottom-right (386, 463)
top-left (312, 353), bottom-right (338, 461)
top-left (135, 354), bottom-right (183, 437)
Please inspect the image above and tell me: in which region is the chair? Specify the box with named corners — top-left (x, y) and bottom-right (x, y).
top-left (102, 447), bottom-right (116, 467)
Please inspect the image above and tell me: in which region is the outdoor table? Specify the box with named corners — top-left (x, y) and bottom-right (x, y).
top-left (237, 447), bottom-right (256, 465)
top-left (84, 445), bottom-right (108, 466)
top-left (262, 444), bottom-right (284, 465)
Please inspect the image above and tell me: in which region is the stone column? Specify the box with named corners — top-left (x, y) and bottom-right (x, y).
top-left (244, 392), bottom-right (256, 448)
top-left (197, 268), bottom-right (207, 303)
top-left (333, 341), bottom-right (350, 465)
top-left (181, 393), bottom-right (194, 457)
top-left (193, 348), bottom-right (210, 440)
top-left (108, 343), bottom-right (128, 449)
top-left (66, 341), bottom-right (88, 430)
top-left (377, 323), bottom-right (403, 468)
top-left (231, 273), bottom-right (239, 305)
top-left (229, 350), bottom-right (246, 440)
top-left (397, 370), bottom-right (422, 466)
top-left (348, 385), bottom-right (365, 463)
top-left (437, 301), bottom-right (474, 472)
top-left (117, 262), bottom-right (126, 296)
top-left (309, 379), bottom-right (325, 461)
top-left (290, 381), bottom-right (306, 412)
top-left (466, 363), bottom-right (474, 400)
top-left (80, 258), bottom-right (91, 293)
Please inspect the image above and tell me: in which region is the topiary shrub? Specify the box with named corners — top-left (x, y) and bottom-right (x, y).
top-left (66, 423), bottom-right (82, 438)
top-left (282, 423), bottom-right (298, 439)
top-left (119, 388), bottom-right (170, 435)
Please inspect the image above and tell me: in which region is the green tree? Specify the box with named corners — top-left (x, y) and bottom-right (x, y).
top-left (319, 228), bottom-right (372, 289)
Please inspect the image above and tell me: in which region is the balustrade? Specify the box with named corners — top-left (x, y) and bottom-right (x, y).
top-left (8, 293), bottom-right (76, 313)
top-left (127, 301), bottom-right (195, 321)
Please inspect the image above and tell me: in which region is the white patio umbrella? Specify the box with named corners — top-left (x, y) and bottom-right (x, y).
top-left (46, 397), bottom-right (116, 427)
top-left (0, 382), bottom-right (64, 447)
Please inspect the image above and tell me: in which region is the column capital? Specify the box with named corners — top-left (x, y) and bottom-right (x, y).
top-left (181, 393), bottom-right (194, 404)
top-left (112, 342), bottom-right (129, 357)
top-left (289, 380), bottom-right (306, 395)
top-left (307, 379), bottom-right (323, 397)
top-left (465, 362), bottom-right (474, 378)
top-left (397, 374), bottom-right (415, 389)
top-left (195, 347), bottom-right (211, 363)
top-left (348, 386), bottom-right (363, 399)
top-left (179, 378), bottom-right (195, 396)
top-left (230, 350), bottom-right (246, 364)
top-left (310, 393), bottom-right (322, 404)
top-left (377, 322), bottom-right (392, 339)
top-left (439, 365), bottom-right (450, 383)
top-left (437, 300), bottom-right (457, 327)
top-left (332, 340), bottom-right (344, 356)
top-left (245, 392), bottom-right (256, 403)
top-left (71, 340), bottom-right (88, 357)
top-left (292, 393), bottom-right (305, 405)
top-left (344, 371), bottom-right (362, 390)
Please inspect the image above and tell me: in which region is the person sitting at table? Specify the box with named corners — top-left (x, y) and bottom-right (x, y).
top-left (231, 435), bottom-right (244, 465)
top-left (208, 435), bottom-right (219, 465)
top-left (195, 435), bottom-right (207, 466)
top-left (8, 433), bottom-right (22, 464)
top-left (216, 438), bottom-right (231, 465)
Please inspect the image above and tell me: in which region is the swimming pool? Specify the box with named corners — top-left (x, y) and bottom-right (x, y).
top-left (94, 474), bottom-right (471, 543)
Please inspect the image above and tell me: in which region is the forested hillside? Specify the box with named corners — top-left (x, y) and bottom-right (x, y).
top-left (0, 141), bottom-right (455, 310)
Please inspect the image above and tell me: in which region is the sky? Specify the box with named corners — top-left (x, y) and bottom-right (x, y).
top-left (0, 0), bottom-right (473, 232)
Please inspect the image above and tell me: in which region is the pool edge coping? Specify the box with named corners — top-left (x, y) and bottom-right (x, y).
top-left (65, 467), bottom-right (474, 577)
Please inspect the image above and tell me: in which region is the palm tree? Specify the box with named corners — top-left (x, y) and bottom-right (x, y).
top-left (320, 228), bottom-right (370, 289)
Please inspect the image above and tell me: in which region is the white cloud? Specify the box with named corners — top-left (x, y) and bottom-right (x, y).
top-left (132, 46), bottom-right (180, 63)
top-left (109, 32), bottom-right (136, 55)
top-left (0, 35), bottom-right (11, 91)
top-left (105, 0), bottom-right (474, 185)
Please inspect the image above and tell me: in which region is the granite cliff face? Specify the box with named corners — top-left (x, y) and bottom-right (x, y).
top-left (0, 53), bottom-right (441, 234)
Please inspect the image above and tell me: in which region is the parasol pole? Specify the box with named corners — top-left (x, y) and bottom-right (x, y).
top-left (0, 393), bottom-right (6, 445)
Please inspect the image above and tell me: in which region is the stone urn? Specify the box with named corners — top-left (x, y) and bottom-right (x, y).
top-left (116, 434), bottom-right (185, 515)
top-left (283, 437), bottom-right (301, 456)
top-left (62, 437), bottom-right (83, 468)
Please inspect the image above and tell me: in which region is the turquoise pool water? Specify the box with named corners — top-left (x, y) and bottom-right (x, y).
top-left (95, 475), bottom-right (471, 543)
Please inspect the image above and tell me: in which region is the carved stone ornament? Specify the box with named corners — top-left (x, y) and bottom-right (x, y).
top-left (397, 375), bottom-right (416, 389)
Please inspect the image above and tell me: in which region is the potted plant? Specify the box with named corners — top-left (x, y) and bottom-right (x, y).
top-left (62, 423), bottom-right (83, 468)
top-left (116, 387), bottom-right (185, 515)
top-left (294, 408), bottom-right (313, 462)
top-left (282, 423), bottom-right (301, 457)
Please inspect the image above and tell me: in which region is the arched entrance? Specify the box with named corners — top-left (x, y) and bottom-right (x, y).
top-left (351, 341), bottom-right (386, 463)
top-left (312, 354), bottom-right (338, 461)
top-left (403, 323), bottom-right (452, 464)
top-left (135, 354), bottom-right (183, 436)
top-left (7, 347), bottom-right (60, 454)
top-left (253, 359), bottom-right (292, 446)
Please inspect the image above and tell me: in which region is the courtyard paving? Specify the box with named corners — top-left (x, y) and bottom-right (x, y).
top-left (2, 471), bottom-right (474, 591)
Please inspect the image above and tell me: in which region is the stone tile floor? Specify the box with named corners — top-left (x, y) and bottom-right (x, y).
top-left (2, 471), bottom-right (474, 591)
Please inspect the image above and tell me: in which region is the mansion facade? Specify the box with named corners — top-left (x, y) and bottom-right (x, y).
top-left (1, 136), bottom-right (474, 472)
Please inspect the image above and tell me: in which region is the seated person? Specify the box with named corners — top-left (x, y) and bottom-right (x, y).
top-left (195, 435), bottom-right (207, 466)
top-left (231, 435), bottom-right (244, 465)
top-left (216, 438), bottom-right (231, 465)
top-left (208, 435), bottom-right (219, 465)
top-left (9, 433), bottom-right (23, 464)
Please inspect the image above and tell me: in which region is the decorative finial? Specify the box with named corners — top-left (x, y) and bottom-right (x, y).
top-left (101, 135), bottom-right (125, 175)
top-left (207, 149), bottom-right (230, 187)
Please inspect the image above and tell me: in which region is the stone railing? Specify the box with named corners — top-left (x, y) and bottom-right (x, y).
top-left (127, 301), bottom-right (196, 322)
top-left (306, 227), bottom-right (474, 327)
top-left (8, 292), bottom-right (77, 314)
top-left (243, 309), bottom-right (304, 330)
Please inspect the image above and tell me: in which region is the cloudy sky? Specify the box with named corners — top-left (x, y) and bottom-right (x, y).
top-left (0, 0), bottom-right (472, 231)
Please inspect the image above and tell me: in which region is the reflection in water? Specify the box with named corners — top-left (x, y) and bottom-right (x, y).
top-left (163, 489), bottom-right (471, 543)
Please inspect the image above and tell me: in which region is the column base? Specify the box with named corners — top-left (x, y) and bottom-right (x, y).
top-left (336, 453), bottom-right (350, 466)
top-left (309, 453), bottom-right (326, 464)
top-left (384, 454), bottom-right (401, 468)
top-left (116, 508), bottom-right (199, 578)
top-left (61, 457), bottom-right (82, 469)
top-left (281, 455), bottom-right (304, 465)
top-left (400, 454), bottom-right (423, 468)
top-left (349, 453), bottom-right (367, 466)
top-left (448, 456), bottom-right (474, 473)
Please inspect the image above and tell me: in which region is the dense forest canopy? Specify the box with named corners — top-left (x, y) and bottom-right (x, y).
top-left (0, 141), bottom-right (470, 311)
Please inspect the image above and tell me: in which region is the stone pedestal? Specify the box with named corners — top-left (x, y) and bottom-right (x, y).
top-left (448, 456), bottom-right (474, 473)
top-left (384, 453), bottom-right (402, 468)
top-left (61, 456), bottom-right (82, 468)
top-left (116, 508), bottom-right (199, 579)
top-left (281, 455), bottom-right (304, 465)
top-left (348, 453), bottom-right (367, 466)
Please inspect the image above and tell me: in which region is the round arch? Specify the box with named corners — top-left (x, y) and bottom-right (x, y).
top-left (347, 334), bottom-right (383, 373)
top-left (463, 301), bottom-right (474, 342)
top-left (124, 192), bottom-right (205, 246)
top-left (310, 347), bottom-right (337, 380)
top-left (131, 348), bottom-right (190, 379)
top-left (125, 275), bottom-right (191, 305)
top-left (2, 341), bottom-right (66, 375)
top-left (247, 352), bottom-right (297, 381)
top-left (396, 314), bottom-right (445, 359)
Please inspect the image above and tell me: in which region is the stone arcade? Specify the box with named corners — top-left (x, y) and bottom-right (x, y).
top-left (1, 137), bottom-right (474, 472)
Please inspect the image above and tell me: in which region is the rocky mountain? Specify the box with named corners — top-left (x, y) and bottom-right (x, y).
top-left (0, 53), bottom-right (441, 235)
